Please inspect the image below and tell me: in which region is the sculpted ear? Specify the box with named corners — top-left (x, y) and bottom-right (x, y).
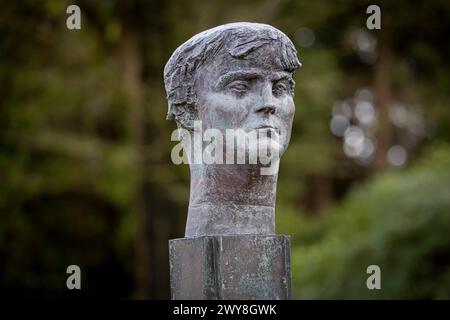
top-left (167, 102), bottom-right (200, 131)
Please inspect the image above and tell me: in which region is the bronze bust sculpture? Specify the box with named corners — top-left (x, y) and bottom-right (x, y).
top-left (164, 22), bottom-right (301, 238)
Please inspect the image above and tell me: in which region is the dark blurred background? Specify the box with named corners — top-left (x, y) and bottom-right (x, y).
top-left (1, 0), bottom-right (450, 299)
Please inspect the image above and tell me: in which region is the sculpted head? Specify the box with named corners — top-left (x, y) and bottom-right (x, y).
top-left (164, 23), bottom-right (301, 236)
top-left (164, 22), bottom-right (301, 163)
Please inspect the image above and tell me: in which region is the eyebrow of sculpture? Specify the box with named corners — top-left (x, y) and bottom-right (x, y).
top-left (215, 70), bottom-right (293, 89)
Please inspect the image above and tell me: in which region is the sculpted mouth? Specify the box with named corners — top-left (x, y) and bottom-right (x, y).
top-left (256, 125), bottom-right (280, 138)
top-left (255, 125), bottom-right (280, 136)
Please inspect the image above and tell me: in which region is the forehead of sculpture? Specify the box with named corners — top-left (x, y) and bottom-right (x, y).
top-left (196, 44), bottom-right (295, 90)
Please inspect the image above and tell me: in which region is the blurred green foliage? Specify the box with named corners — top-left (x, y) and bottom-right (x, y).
top-left (292, 144), bottom-right (450, 299)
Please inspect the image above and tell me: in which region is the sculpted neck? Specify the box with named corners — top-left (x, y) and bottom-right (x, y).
top-left (185, 163), bottom-right (278, 237)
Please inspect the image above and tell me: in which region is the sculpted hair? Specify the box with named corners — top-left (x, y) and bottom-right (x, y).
top-left (163, 22), bottom-right (301, 130)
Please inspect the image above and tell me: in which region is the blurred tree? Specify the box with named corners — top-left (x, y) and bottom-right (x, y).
top-left (292, 144), bottom-right (450, 299)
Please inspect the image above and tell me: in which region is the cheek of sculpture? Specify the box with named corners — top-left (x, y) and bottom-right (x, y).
top-left (280, 97), bottom-right (295, 151)
top-left (199, 92), bottom-right (252, 131)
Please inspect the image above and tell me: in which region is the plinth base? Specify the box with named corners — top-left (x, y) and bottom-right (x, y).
top-left (169, 235), bottom-right (291, 300)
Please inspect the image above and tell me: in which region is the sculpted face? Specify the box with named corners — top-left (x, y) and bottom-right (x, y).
top-left (194, 45), bottom-right (296, 161)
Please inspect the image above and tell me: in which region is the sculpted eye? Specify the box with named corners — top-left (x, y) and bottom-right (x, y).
top-left (272, 81), bottom-right (288, 95)
top-left (228, 81), bottom-right (249, 94)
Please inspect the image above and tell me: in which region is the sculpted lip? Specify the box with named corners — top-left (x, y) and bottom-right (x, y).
top-left (255, 125), bottom-right (280, 135)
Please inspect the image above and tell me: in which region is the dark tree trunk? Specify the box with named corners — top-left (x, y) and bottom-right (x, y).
top-left (374, 42), bottom-right (393, 170)
top-left (121, 27), bottom-right (153, 299)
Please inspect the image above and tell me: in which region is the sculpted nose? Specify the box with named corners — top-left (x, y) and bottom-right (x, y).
top-left (256, 83), bottom-right (277, 115)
